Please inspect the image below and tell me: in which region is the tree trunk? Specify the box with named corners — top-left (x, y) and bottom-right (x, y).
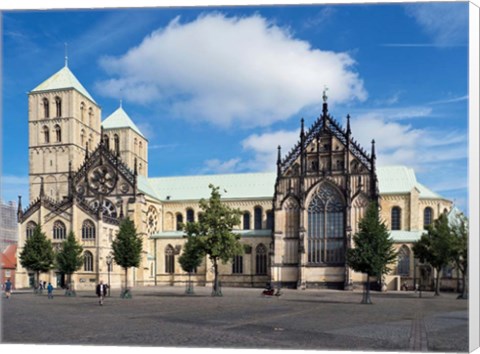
top-left (212, 258), bottom-right (222, 297)
top-left (460, 266), bottom-right (468, 299)
top-left (125, 268), bottom-right (128, 290)
top-left (362, 274), bottom-right (372, 304)
top-left (36, 271), bottom-right (40, 290)
top-left (434, 268), bottom-right (441, 296)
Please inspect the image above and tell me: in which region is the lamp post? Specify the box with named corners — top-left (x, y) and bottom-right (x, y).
top-left (106, 255), bottom-right (112, 297)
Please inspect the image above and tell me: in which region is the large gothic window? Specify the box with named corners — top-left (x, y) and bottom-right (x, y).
top-left (283, 198), bottom-right (299, 264)
top-left (55, 96), bottom-right (62, 117)
top-left (307, 183), bottom-right (345, 264)
top-left (391, 207), bottom-right (402, 230)
top-left (53, 221), bottom-right (66, 240)
top-left (255, 244), bottom-right (268, 275)
top-left (26, 221), bottom-right (37, 239)
top-left (424, 207), bottom-right (433, 229)
top-left (232, 255), bottom-right (243, 274)
top-left (397, 245), bottom-right (410, 276)
top-left (82, 220), bottom-right (96, 240)
top-left (103, 134), bottom-right (110, 150)
top-left (84, 251), bottom-right (93, 272)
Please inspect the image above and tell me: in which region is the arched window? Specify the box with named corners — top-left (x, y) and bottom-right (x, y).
top-left (43, 126), bottom-right (50, 144)
top-left (114, 134), bottom-right (120, 155)
top-left (55, 96), bottom-right (62, 117)
top-left (266, 210), bottom-right (274, 230)
top-left (26, 221), bottom-right (37, 239)
top-left (103, 134), bottom-right (109, 150)
top-left (176, 213), bottom-right (183, 231)
top-left (139, 141), bottom-right (143, 156)
top-left (186, 209), bottom-right (194, 223)
top-left (397, 246), bottom-right (410, 276)
top-left (43, 98), bottom-right (49, 118)
top-left (88, 134), bottom-right (93, 150)
top-left (256, 244), bottom-right (268, 275)
top-left (232, 255), bottom-right (243, 274)
top-left (424, 207), bottom-right (433, 229)
top-left (80, 102), bottom-right (85, 123)
top-left (139, 163), bottom-right (143, 174)
top-left (254, 206), bottom-right (262, 230)
top-left (88, 108), bottom-right (93, 126)
top-left (80, 129), bottom-right (85, 146)
top-left (391, 207), bottom-right (402, 230)
top-left (284, 198), bottom-right (299, 264)
top-left (53, 220), bottom-right (66, 240)
top-left (54, 124), bottom-right (61, 142)
top-left (307, 183), bottom-right (345, 264)
top-left (84, 251), bottom-right (93, 272)
top-left (165, 245), bottom-right (175, 274)
top-left (82, 220), bottom-right (96, 240)
top-left (243, 212), bottom-right (250, 230)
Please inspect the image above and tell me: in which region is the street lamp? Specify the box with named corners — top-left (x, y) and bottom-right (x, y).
top-left (106, 255), bottom-right (113, 297)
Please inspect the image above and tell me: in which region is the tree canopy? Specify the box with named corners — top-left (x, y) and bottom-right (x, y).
top-left (182, 184), bottom-right (243, 296)
top-left (55, 231), bottom-right (84, 287)
top-left (413, 213), bottom-right (456, 296)
top-left (111, 217), bottom-right (143, 294)
top-left (19, 224), bottom-right (55, 286)
top-left (346, 201), bottom-right (397, 303)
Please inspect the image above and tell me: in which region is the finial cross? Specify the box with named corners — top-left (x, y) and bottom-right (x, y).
top-left (322, 86), bottom-right (329, 103)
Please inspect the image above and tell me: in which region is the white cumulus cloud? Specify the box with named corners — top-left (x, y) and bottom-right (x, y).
top-left (95, 13), bottom-right (366, 128)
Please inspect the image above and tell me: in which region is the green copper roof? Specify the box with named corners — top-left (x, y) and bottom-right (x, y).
top-left (138, 166), bottom-right (445, 202)
top-left (138, 172), bottom-right (276, 201)
top-left (31, 66), bottom-right (96, 104)
top-left (389, 230), bottom-right (424, 243)
top-left (102, 107), bottom-right (146, 139)
top-left (377, 166), bottom-right (444, 199)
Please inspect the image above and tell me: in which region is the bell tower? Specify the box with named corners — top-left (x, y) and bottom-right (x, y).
top-left (28, 61), bottom-right (101, 202)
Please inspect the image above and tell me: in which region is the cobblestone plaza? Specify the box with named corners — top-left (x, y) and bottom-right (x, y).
top-left (1, 286), bottom-right (468, 352)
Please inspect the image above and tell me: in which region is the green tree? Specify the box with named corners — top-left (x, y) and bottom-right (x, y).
top-left (413, 213), bottom-right (455, 296)
top-left (111, 217), bottom-right (143, 297)
top-left (346, 201), bottom-right (397, 304)
top-left (178, 235), bottom-right (204, 294)
top-left (19, 224), bottom-right (55, 289)
top-left (450, 212), bottom-right (468, 299)
top-left (55, 231), bottom-right (83, 295)
top-left (182, 184), bottom-right (243, 296)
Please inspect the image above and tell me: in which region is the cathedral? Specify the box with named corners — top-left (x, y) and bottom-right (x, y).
top-left (15, 64), bottom-right (453, 291)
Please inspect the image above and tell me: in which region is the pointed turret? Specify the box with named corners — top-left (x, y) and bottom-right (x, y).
top-left (17, 196), bottom-right (23, 220)
top-left (277, 145), bottom-right (282, 176)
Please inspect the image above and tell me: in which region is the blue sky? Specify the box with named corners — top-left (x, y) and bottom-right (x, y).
top-left (1, 3), bottom-right (470, 214)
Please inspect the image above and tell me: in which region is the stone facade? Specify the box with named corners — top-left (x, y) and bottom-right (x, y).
top-left (16, 65), bottom-right (453, 291)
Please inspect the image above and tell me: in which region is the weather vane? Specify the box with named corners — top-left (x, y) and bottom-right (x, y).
top-left (322, 86), bottom-right (329, 103)
top-left (64, 42), bottom-right (68, 67)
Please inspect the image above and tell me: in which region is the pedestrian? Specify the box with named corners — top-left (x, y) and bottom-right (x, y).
top-left (4, 278), bottom-right (12, 299)
top-left (47, 282), bottom-right (54, 299)
top-left (96, 280), bottom-right (108, 306)
top-left (43, 281), bottom-right (46, 290)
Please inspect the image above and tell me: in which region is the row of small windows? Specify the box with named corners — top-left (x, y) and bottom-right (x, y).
top-left (42, 125), bottom-right (62, 144)
top-left (175, 207), bottom-right (273, 231)
top-left (26, 220), bottom-right (96, 240)
top-left (390, 206), bottom-right (438, 231)
top-left (164, 243), bottom-right (268, 275)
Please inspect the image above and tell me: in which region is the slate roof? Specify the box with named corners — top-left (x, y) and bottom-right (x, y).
top-left (0, 244), bottom-right (17, 269)
top-left (102, 107), bottom-right (146, 139)
top-left (31, 66), bottom-right (96, 104)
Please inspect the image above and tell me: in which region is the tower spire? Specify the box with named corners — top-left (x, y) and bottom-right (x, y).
top-left (346, 114), bottom-right (351, 135)
top-left (322, 86), bottom-right (329, 115)
top-left (17, 195), bottom-right (23, 220)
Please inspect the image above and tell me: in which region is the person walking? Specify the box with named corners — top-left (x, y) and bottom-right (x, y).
top-left (96, 280), bottom-right (108, 306)
top-left (4, 279), bottom-right (12, 299)
top-left (47, 282), bottom-right (54, 299)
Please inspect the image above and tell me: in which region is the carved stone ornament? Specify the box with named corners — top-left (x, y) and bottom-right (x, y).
top-left (87, 164), bottom-right (117, 195)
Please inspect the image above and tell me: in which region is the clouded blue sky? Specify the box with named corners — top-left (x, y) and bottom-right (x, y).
top-left (1, 2), bottom-right (470, 214)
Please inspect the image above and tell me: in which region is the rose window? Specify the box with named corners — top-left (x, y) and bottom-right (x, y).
top-left (88, 165), bottom-right (117, 195)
